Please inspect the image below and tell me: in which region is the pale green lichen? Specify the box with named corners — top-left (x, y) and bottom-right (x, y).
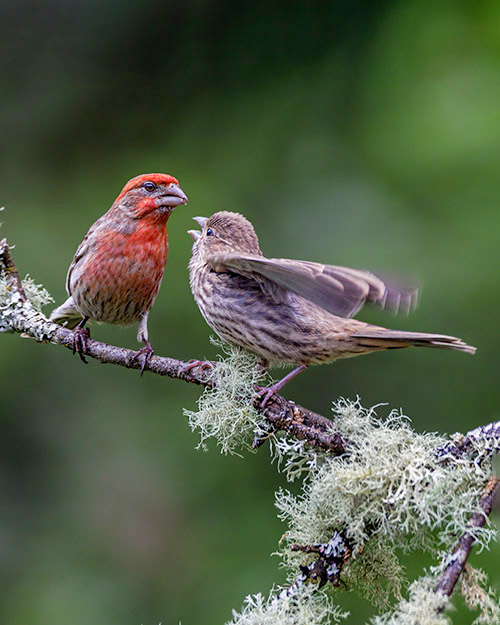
top-left (0, 274), bottom-right (53, 312)
top-left (271, 435), bottom-right (327, 482)
top-left (370, 577), bottom-right (450, 625)
top-left (184, 340), bottom-right (268, 455)
top-left (345, 538), bottom-right (404, 608)
top-left (185, 344), bottom-right (498, 624)
top-left (226, 583), bottom-right (348, 625)
top-left (272, 398), bottom-right (496, 618)
top-left (277, 399), bottom-right (494, 556)
top-left (0, 273), bottom-right (54, 335)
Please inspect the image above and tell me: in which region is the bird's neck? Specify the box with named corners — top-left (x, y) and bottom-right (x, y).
top-left (129, 216), bottom-right (169, 247)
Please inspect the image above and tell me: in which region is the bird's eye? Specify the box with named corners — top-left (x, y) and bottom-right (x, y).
top-left (206, 228), bottom-right (214, 236)
top-left (143, 181), bottom-right (157, 192)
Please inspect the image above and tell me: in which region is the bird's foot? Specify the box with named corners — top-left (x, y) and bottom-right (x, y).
top-left (181, 359), bottom-right (214, 374)
top-left (131, 341), bottom-right (154, 375)
top-left (72, 327), bottom-right (91, 364)
top-left (255, 384), bottom-right (281, 409)
top-left (254, 365), bottom-right (309, 409)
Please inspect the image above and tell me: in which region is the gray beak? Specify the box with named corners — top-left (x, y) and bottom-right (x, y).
top-left (193, 216), bottom-right (208, 228)
top-left (162, 183), bottom-right (189, 207)
top-left (188, 216), bottom-right (208, 241)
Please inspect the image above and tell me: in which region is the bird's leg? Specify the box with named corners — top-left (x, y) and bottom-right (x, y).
top-left (72, 316), bottom-right (90, 364)
top-left (256, 364), bottom-right (308, 409)
top-left (131, 313), bottom-right (154, 375)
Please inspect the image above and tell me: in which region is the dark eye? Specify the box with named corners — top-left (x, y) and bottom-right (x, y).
top-left (206, 228), bottom-right (213, 236)
top-left (143, 181), bottom-right (156, 192)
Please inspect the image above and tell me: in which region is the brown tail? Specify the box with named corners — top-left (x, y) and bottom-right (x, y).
top-left (351, 329), bottom-right (476, 355)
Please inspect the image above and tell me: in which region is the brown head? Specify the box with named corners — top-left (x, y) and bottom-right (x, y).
top-left (114, 173), bottom-right (188, 220)
top-left (188, 211), bottom-right (262, 261)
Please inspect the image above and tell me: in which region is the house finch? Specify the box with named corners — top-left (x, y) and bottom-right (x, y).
top-left (188, 211), bottom-right (476, 405)
top-left (50, 173), bottom-right (188, 372)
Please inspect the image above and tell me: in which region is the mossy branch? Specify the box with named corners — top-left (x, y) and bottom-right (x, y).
top-left (435, 476), bottom-right (500, 600)
top-left (0, 237), bottom-right (346, 453)
top-left (2, 236), bottom-right (499, 625)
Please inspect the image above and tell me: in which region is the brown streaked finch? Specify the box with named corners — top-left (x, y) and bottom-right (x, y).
top-left (50, 173), bottom-right (188, 372)
top-left (188, 211), bottom-right (476, 406)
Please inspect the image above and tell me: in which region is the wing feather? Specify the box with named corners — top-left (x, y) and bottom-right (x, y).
top-left (209, 254), bottom-right (418, 318)
top-left (65, 218), bottom-right (106, 296)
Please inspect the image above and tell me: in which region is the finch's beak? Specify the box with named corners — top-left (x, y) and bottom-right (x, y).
top-left (188, 216), bottom-right (208, 240)
top-left (193, 216), bottom-right (208, 228)
top-left (161, 183), bottom-right (189, 207)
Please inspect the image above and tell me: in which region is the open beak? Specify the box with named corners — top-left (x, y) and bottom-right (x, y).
top-left (193, 216), bottom-right (208, 228)
top-left (162, 183), bottom-right (189, 207)
top-left (188, 216), bottom-right (208, 241)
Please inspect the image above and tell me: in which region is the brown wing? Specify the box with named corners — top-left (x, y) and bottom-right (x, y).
top-left (65, 217), bottom-right (106, 296)
top-left (209, 253), bottom-right (418, 318)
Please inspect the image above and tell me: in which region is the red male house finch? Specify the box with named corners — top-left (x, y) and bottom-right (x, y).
top-left (51, 173), bottom-right (188, 371)
top-left (188, 211), bottom-right (475, 405)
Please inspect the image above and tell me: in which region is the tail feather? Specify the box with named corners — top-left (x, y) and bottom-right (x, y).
top-left (351, 329), bottom-right (476, 355)
top-left (49, 297), bottom-right (82, 329)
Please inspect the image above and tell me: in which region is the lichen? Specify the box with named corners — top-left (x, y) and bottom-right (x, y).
top-left (273, 398), bottom-right (495, 615)
top-left (186, 345), bottom-right (498, 624)
top-left (346, 538), bottom-right (404, 608)
top-left (226, 583), bottom-right (348, 625)
top-left (0, 273), bottom-right (54, 336)
top-left (0, 274), bottom-right (54, 312)
top-left (370, 577), bottom-right (450, 625)
top-left (184, 340), bottom-right (268, 455)
top-left (277, 399), bottom-right (494, 557)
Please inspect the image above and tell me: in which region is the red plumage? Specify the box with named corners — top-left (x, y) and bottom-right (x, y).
top-left (51, 173), bottom-right (188, 370)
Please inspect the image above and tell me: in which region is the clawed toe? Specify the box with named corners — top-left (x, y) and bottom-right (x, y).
top-left (72, 327), bottom-right (90, 364)
top-left (181, 359), bottom-right (214, 374)
top-left (255, 385), bottom-right (278, 409)
top-left (131, 342), bottom-right (154, 375)
top-left (254, 365), bottom-right (309, 408)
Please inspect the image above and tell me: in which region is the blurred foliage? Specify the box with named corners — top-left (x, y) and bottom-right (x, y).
top-left (0, 0), bottom-right (498, 623)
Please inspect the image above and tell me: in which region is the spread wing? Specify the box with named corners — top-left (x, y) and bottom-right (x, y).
top-left (209, 253), bottom-right (418, 318)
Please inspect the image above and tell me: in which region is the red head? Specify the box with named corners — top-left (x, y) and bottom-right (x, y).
top-left (115, 173), bottom-right (188, 219)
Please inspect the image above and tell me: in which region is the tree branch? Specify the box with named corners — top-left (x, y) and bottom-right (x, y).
top-left (435, 476), bottom-right (500, 601)
top-left (3, 237), bottom-right (500, 460)
top-left (2, 238), bottom-right (500, 620)
top-left (290, 531), bottom-right (352, 589)
top-left (436, 422), bottom-right (500, 463)
top-left (0, 238), bottom-right (346, 453)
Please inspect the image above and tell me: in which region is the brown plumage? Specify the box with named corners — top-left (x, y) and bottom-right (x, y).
top-left (188, 211), bottom-right (476, 404)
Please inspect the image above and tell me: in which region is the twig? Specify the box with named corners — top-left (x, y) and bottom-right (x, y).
top-left (436, 422), bottom-right (500, 462)
top-left (435, 476), bottom-right (500, 601)
top-left (290, 531), bottom-right (352, 588)
top-left (0, 239), bottom-right (346, 454)
top-left (0, 238), bottom-right (27, 302)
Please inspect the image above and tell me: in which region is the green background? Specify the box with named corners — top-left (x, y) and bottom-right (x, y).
top-left (0, 1), bottom-right (498, 623)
